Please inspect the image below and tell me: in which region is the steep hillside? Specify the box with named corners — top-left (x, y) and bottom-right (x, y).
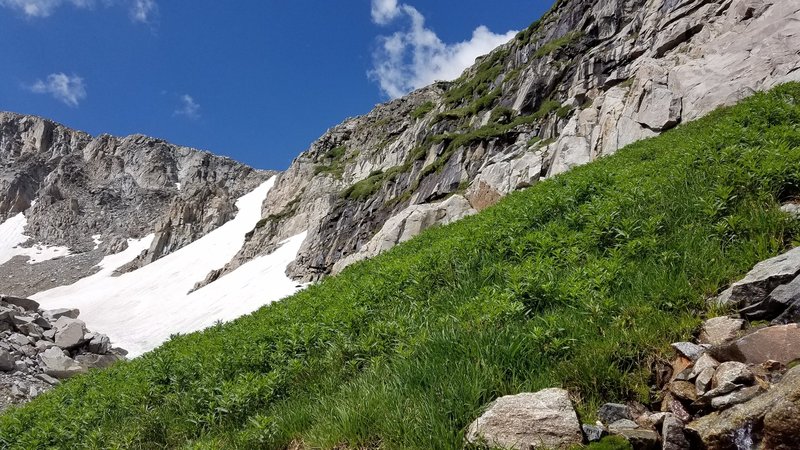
top-left (0, 112), bottom-right (273, 296)
top-left (2, 83), bottom-right (799, 449)
top-left (217, 0), bottom-right (800, 282)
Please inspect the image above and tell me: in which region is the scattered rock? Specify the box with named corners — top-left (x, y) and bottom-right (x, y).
top-left (669, 381), bottom-right (699, 402)
top-left (1, 296), bottom-right (40, 311)
top-left (671, 342), bottom-right (705, 361)
top-left (712, 362), bottom-right (754, 388)
top-left (699, 317), bottom-right (744, 346)
top-left (695, 367), bottom-right (715, 396)
top-left (662, 416), bottom-right (690, 450)
top-left (582, 423), bottom-right (606, 443)
top-left (690, 354), bottom-right (719, 379)
top-left (598, 403), bottom-right (633, 424)
top-left (710, 385), bottom-right (762, 410)
top-left (612, 428), bottom-right (659, 450)
top-left (0, 349), bottom-right (13, 372)
top-left (687, 365), bottom-right (800, 448)
top-left (465, 389), bottom-right (583, 449)
top-left (608, 419), bottom-right (639, 433)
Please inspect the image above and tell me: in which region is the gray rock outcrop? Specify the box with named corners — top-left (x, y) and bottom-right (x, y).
top-left (217, 0), bottom-right (800, 282)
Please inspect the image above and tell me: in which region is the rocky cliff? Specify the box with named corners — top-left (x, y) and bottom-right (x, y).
top-left (0, 112), bottom-right (272, 295)
top-left (214, 0), bottom-right (800, 282)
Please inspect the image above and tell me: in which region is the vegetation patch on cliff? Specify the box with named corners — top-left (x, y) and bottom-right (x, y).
top-left (3, 85), bottom-right (800, 449)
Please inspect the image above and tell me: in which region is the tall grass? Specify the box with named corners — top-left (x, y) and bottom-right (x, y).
top-left (2, 84), bottom-right (800, 449)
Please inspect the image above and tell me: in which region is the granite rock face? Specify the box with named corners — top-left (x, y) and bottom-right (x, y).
top-left (217, 0), bottom-right (800, 282)
top-left (0, 113), bottom-right (272, 295)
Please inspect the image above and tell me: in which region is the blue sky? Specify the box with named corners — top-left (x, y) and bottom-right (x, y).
top-left (0, 0), bottom-right (551, 170)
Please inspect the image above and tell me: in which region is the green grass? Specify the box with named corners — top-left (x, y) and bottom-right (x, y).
top-left (533, 31), bottom-right (583, 58)
top-left (3, 84), bottom-right (800, 449)
top-left (410, 102), bottom-right (435, 120)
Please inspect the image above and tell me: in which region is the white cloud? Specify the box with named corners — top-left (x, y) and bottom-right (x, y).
top-left (27, 73), bottom-right (87, 107)
top-left (130, 0), bottom-right (156, 23)
top-left (368, 0), bottom-right (517, 99)
top-left (0, 0), bottom-right (157, 23)
top-left (174, 94), bottom-right (200, 120)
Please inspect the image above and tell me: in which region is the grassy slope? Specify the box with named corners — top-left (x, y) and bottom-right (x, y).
top-left (3, 84), bottom-right (800, 449)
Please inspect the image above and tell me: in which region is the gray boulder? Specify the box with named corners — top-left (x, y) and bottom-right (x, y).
top-left (39, 347), bottom-right (86, 379)
top-left (598, 403), bottom-right (634, 424)
top-left (466, 389), bottom-right (583, 449)
top-left (671, 342), bottom-right (705, 361)
top-left (43, 308), bottom-right (80, 322)
top-left (715, 247), bottom-right (800, 309)
top-left (0, 296), bottom-right (40, 312)
top-left (0, 348), bottom-right (14, 371)
top-left (87, 334), bottom-right (110, 354)
top-left (53, 316), bottom-right (87, 349)
top-left (662, 416), bottom-right (690, 450)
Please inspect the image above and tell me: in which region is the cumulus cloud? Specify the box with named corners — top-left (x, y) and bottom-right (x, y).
top-left (0, 0), bottom-right (157, 22)
top-left (369, 0), bottom-right (517, 99)
top-left (174, 94), bottom-right (200, 120)
top-left (27, 73), bottom-right (87, 107)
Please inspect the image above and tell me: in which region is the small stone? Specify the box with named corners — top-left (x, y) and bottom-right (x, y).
top-left (671, 342), bottom-right (705, 361)
top-left (669, 381), bottom-right (698, 402)
top-left (703, 381), bottom-right (741, 399)
top-left (695, 367), bottom-right (715, 396)
top-left (582, 423), bottom-right (606, 442)
top-left (16, 322), bottom-right (44, 339)
top-left (42, 329), bottom-right (56, 340)
top-left (87, 334), bottom-right (111, 354)
top-left (613, 428), bottom-right (659, 450)
top-left (699, 317), bottom-right (744, 346)
top-left (648, 412), bottom-right (672, 428)
top-left (608, 419), bottom-right (639, 432)
top-left (598, 403), bottom-right (633, 424)
top-left (39, 347), bottom-right (86, 379)
top-left (662, 416), bottom-right (690, 450)
top-left (8, 332), bottom-right (31, 347)
top-left (35, 373), bottom-right (60, 385)
top-left (710, 385), bottom-right (762, 410)
top-left (690, 354), bottom-right (719, 379)
top-left (712, 361), bottom-right (754, 388)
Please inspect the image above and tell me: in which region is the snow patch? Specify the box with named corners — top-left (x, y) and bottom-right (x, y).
top-left (33, 177), bottom-right (308, 357)
top-left (0, 211), bottom-right (71, 265)
top-left (175, 182), bottom-right (181, 191)
top-left (92, 234), bottom-right (103, 250)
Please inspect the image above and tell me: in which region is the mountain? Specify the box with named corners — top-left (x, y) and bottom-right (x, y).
top-left (3, 81), bottom-right (800, 448)
top-left (0, 0), bottom-right (799, 446)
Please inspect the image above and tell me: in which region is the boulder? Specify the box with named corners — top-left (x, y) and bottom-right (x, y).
top-left (53, 316), bottom-right (87, 349)
top-left (710, 324), bottom-right (800, 365)
top-left (715, 247), bottom-right (800, 309)
top-left (695, 367), bottom-right (715, 396)
top-left (687, 365), bottom-right (800, 449)
top-left (698, 317), bottom-right (744, 346)
top-left (740, 274), bottom-right (800, 322)
top-left (669, 381), bottom-right (698, 402)
top-left (87, 334), bottom-right (110, 354)
top-left (780, 202), bottom-right (800, 219)
top-left (662, 416), bottom-right (690, 450)
top-left (0, 348), bottom-right (14, 371)
top-left (598, 403), bottom-right (633, 424)
top-left (0, 296), bottom-right (40, 312)
top-left (75, 353), bottom-right (120, 369)
top-left (8, 332), bottom-right (31, 347)
top-left (39, 347), bottom-right (86, 379)
top-left (690, 354), bottom-right (719, 378)
top-left (465, 389), bottom-right (583, 449)
top-left (43, 308), bottom-right (80, 321)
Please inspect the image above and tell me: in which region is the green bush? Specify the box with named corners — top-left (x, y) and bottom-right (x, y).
top-left (411, 102), bottom-right (435, 119)
top-left (3, 84), bottom-right (800, 449)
